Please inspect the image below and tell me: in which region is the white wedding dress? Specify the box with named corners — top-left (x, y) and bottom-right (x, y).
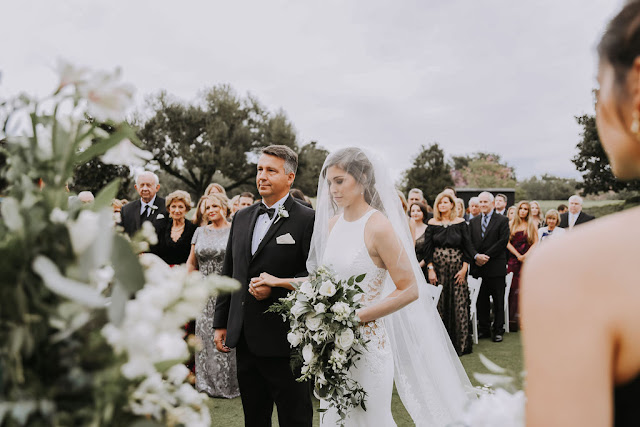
top-left (320, 209), bottom-right (396, 426)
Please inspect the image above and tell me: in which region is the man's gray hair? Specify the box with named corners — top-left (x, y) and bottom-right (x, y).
top-left (568, 195), bottom-right (583, 205)
top-left (408, 188), bottom-right (424, 198)
top-left (262, 145), bottom-right (298, 175)
top-left (136, 171), bottom-right (160, 186)
top-left (478, 191), bottom-right (495, 202)
top-left (469, 196), bottom-right (480, 205)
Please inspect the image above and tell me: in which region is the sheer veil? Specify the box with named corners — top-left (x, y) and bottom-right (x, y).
top-left (307, 147), bottom-right (475, 426)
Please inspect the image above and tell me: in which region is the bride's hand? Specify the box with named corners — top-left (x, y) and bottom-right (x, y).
top-left (250, 272), bottom-right (279, 288)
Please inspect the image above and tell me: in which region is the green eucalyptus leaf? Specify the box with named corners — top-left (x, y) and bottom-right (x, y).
top-left (92, 179), bottom-right (121, 212)
top-left (111, 234), bottom-right (145, 294)
top-left (107, 282), bottom-right (129, 326)
top-left (154, 358), bottom-right (187, 373)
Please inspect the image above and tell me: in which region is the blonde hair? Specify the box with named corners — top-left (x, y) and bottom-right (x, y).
top-left (165, 190), bottom-right (193, 211)
top-left (193, 196), bottom-right (208, 226)
top-left (206, 193), bottom-right (230, 217)
top-left (205, 183), bottom-right (227, 196)
top-left (510, 201), bottom-right (537, 245)
top-left (544, 209), bottom-right (560, 224)
top-left (433, 192), bottom-right (457, 222)
top-left (111, 198), bottom-right (128, 211)
top-left (398, 190), bottom-right (409, 213)
top-left (454, 198), bottom-right (465, 218)
top-left (530, 200), bottom-right (544, 220)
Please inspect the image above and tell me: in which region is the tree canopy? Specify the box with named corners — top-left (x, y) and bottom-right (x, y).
top-left (401, 143), bottom-right (454, 204)
top-left (451, 152), bottom-right (516, 188)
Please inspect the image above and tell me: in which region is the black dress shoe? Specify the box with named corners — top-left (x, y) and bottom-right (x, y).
top-left (492, 334), bottom-right (503, 342)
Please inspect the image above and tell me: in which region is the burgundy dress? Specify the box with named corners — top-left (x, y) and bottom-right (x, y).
top-left (506, 230), bottom-right (531, 331)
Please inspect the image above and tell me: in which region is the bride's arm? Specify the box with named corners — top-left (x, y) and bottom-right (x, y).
top-left (357, 214), bottom-right (419, 323)
top-left (250, 274), bottom-right (307, 290)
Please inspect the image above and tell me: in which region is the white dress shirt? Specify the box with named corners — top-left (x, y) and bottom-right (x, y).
top-left (568, 212), bottom-right (579, 229)
top-left (251, 194), bottom-right (289, 255)
top-left (140, 195), bottom-right (158, 217)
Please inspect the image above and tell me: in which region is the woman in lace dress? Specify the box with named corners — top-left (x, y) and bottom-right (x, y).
top-left (187, 193), bottom-right (239, 398)
top-left (252, 148), bottom-right (472, 426)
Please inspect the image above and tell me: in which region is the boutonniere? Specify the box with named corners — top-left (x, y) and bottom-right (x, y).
top-left (274, 205), bottom-right (289, 224)
top-left (150, 205), bottom-right (158, 212)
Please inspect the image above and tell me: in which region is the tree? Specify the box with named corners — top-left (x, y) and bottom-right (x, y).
top-left (295, 141), bottom-right (329, 197)
top-left (517, 174), bottom-right (579, 200)
top-left (137, 86), bottom-right (298, 197)
top-left (572, 114), bottom-right (640, 194)
top-left (72, 158), bottom-right (134, 199)
top-left (451, 152), bottom-right (516, 188)
top-left (401, 143), bottom-right (454, 204)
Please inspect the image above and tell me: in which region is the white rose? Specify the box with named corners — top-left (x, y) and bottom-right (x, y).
top-left (287, 331), bottom-right (302, 347)
top-left (319, 280), bottom-right (337, 297)
top-left (331, 302), bottom-right (351, 317)
top-left (305, 314), bottom-right (323, 332)
top-left (49, 207), bottom-right (68, 224)
top-left (335, 328), bottom-right (355, 350)
top-left (291, 301), bottom-right (307, 319)
top-left (299, 281), bottom-right (315, 297)
top-left (314, 302), bottom-right (326, 314)
top-left (302, 343), bottom-right (315, 364)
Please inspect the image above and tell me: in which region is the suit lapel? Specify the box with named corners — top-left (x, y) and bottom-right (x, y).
top-left (133, 199), bottom-right (142, 230)
top-left (483, 213), bottom-right (498, 240)
top-left (251, 197), bottom-right (294, 262)
top-left (246, 204), bottom-right (262, 259)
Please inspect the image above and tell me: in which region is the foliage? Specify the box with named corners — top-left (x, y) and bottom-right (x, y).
top-left (572, 114), bottom-right (640, 194)
top-left (451, 152), bottom-right (516, 189)
top-left (0, 61), bottom-right (238, 426)
top-left (137, 87), bottom-right (298, 197)
top-left (295, 141), bottom-right (329, 197)
top-left (516, 174), bottom-right (578, 201)
top-left (72, 157), bottom-right (134, 200)
top-left (401, 143), bottom-right (454, 204)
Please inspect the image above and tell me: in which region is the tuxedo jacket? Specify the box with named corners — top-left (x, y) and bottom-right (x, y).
top-left (469, 213), bottom-right (510, 278)
top-left (213, 196), bottom-right (315, 358)
top-left (120, 197), bottom-right (168, 236)
top-left (559, 211), bottom-right (595, 229)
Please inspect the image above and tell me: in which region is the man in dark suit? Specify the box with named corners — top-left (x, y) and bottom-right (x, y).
top-left (213, 145), bottom-right (314, 427)
top-left (119, 171), bottom-right (167, 238)
top-left (408, 188), bottom-right (433, 221)
top-left (559, 195), bottom-right (595, 230)
top-left (469, 191), bottom-right (510, 343)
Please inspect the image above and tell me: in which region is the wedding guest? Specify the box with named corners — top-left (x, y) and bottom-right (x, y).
top-left (409, 202), bottom-right (429, 275)
top-left (205, 182), bottom-right (227, 196)
top-left (506, 201), bottom-right (538, 331)
top-left (424, 192), bottom-right (475, 355)
top-left (455, 198), bottom-right (467, 220)
top-left (558, 195), bottom-right (595, 230)
top-left (229, 195), bottom-right (240, 217)
top-left (524, 5), bottom-right (640, 425)
top-left (112, 198), bottom-right (128, 224)
top-left (290, 188), bottom-right (313, 208)
top-left (158, 191), bottom-right (197, 266)
top-left (398, 190), bottom-right (409, 214)
top-left (192, 196), bottom-right (209, 227)
top-left (443, 186), bottom-right (457, 197)
top-left (77, 190), bottom-right (94, 204)
top-left (469, 192), bottom-right (510, 343)
top-left (186, 193), bottom-right (239, 399)
top-left (507, 206), bottom-right (516, 222)
top-left (119, 171), bottom-right (168, 244)
top-left (238, 192), bottom-right (255, 210)
top-left (557, 203), bottom-right (568, 214)
top-left (495, 194), bottom-right (508, 215)
top-left (468, 197), bottom-right (481, 220)
top-left (530, 201), bottom-right (545, 228)
top-left (407, 188), bottom-right (425, 206)
top-left (537, 209), bottom-right (566, 243)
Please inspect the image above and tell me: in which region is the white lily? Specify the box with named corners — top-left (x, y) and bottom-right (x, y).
top-left (80, 68), bottom-right (135, 122)
top-left (102, 138), bottom-right (153, 167)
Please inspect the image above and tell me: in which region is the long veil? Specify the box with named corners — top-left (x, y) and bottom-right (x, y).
top-left (307, 147), bottom-right (475, 426)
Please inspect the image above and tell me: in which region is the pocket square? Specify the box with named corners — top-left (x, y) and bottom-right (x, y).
top-left (276, 233), bottom-right (296, 244)
top-left (156, 214), bottom-right (165, 220)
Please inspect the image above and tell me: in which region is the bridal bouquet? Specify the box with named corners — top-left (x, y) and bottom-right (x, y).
top-left (0, 61), bottom-right (239, 426)
top-left (268, 266), bottom-right (368, 424)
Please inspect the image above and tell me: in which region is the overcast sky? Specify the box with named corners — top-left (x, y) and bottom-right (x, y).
top-left (1, 0), bottom-right (626, 181)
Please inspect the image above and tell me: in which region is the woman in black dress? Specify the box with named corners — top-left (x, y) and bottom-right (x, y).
top-left (423, 192), bottom-right (475, 356)
top-left (522, 3), bottom-right (640, 425)
top-left (409, 202), bottom-right (429, 276)
top-left (158, 190), bottom-right (198, 266)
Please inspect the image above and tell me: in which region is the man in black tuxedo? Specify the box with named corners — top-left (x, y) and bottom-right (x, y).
top-left (119, 172), bottom-right (167, 250)
top-left (469, 192), bottom-right (510, 342)
top-left (559, 195), bottom-right (595, 230)
top-left (494, 193), bottom-right (508, 216)
top-left (213, 145), bottom-right (314, 427)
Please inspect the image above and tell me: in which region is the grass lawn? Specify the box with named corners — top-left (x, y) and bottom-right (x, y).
top-left (206, 332), bottom-right (523, 426)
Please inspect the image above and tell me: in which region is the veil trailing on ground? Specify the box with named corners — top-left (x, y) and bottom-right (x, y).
top-left (307, 147), bottom-right (475, 426)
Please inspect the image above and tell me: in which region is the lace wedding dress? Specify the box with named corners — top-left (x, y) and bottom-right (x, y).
top-left (320, 209), bottom-right (396, 426)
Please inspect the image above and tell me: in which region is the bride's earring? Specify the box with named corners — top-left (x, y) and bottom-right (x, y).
top-left (631, 111), bottom-right (640, 140)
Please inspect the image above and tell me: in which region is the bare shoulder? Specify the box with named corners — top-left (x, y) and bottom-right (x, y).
top-left (427, 218), bottom-right (439, 226)
top-left (366, 210), bottom-right (394, 235)
top-left (452, 217), bottom-right (466, 224)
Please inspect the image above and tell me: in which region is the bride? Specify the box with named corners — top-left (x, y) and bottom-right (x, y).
top-left (252, 147), bottom-right (473, 426)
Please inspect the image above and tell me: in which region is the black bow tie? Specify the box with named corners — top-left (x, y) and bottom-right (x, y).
top-left (258, 204), bottom-right (276, 219)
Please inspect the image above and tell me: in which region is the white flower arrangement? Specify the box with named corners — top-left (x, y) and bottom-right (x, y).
top-left (274, 205), bottom-right (289, 223)
top-left (267, 266), bottom-right (368, 425)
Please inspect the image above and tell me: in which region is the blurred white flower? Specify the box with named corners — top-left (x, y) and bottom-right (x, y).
top-left (56, 59), bottom-right (89, 89)
top-left (166, 364), bottom-right (190, 385)
top-left (140, 221), bottom-right (158, 245)
top-left (67, 210), bottom-right (100, 255)
top-left (287, 331), bottom-right (302, 347)
top-left (49, 208), bottom-right (68, 224)
top-left (102, 138), bottom-right (153, 167)
top-left (313, 302), bottom-right (326, 314)
top-left (305, 314), bottom-right (322, 332)
top-left (121, 358), bottom-right (153, 380)
top-left (175, 383), bottom-right (203, 405)
top-left (319, 280), bottom-right (337, 297)
top-left (302, 343), bottom-right (314, 365)
top-left (460, 389), bottom-right (525, 427)
top-left (91, 265), bottom-right (114, 293)
top-left (79, 68), bottom-right (135, 122)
